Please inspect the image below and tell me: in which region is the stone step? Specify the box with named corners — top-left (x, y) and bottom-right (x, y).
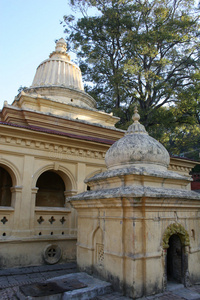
top-left (16, 272), bottom-right (113, 300)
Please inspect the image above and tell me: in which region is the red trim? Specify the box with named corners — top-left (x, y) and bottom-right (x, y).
top-left (0, 121), bottom-right (115, 145)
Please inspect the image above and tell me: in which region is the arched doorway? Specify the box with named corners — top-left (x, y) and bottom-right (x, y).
top-left (0, 166), bottom-right (12, 206)
top-left (36, 171), bottom-right (65, 207)
top-left (162, 223), bottom-right (190, 287)
top-left (167, 234), bottom-right (182, 282)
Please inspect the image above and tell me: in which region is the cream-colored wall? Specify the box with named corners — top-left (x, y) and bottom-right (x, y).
top-left (74, 198), bottom-right (200, 298)
top-left (0, 125), bottom-right (108, 268)
top-left (0, 122), bottom-right (198, 271)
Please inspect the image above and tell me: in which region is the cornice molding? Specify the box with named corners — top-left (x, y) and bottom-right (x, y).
top-left (168, 163), bottom-right (193, 175)
top-left (0, 133), bottom-right (106, 160)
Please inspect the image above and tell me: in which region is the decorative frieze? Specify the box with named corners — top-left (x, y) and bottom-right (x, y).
top-left (0, 134), bottom-right (106, 160)
top-left (168, 164), bottom-right (192, 174)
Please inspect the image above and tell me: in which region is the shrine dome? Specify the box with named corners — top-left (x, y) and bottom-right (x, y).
top-left (31, 38), bottom-right (83, 91)
top-left (26, 38), bottom-right (96, 108)
top-left (105, 108), bottom-right (170, 171)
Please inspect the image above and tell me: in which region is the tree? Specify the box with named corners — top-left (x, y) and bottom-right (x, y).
top-left (174, 70), bottom-right (200, 126)
top-left (161, 69), bottom-right (200, 159)
top-left (63, 0), bottom-right (199, 129)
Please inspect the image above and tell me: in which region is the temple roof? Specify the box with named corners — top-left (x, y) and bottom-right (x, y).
top-left (31, 38), bottom-right (84, 92)
top-left (105, 107), bottom-right (170, 171)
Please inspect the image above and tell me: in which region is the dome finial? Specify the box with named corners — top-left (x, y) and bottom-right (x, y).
top-left (132, 106), bottom-right (140, 123)
top-left (105, 102), bottom-right (170, 170)
top-left (55, 38), bottom-right (67, 53)
top-left (125, 105), bottom-right (147, 135)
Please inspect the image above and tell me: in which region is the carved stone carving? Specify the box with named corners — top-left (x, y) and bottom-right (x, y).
top-left (1, 134), bottom-right (106, 160)
top-left (43, 244), bottom-right (62, 264)
top-left (162, 223), bottom-right (190, 249)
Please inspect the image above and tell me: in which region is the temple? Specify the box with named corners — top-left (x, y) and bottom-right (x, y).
top-left (0, 39), bottom-right (199, 299)
top-left (69, 108), bottom-right (200, 298)
top-left (0, 38), bottom-right (123, 267)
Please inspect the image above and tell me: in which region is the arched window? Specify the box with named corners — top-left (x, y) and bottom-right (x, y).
top-left (0, 167), bottom-right (12, 206)
top-left (36, 171), bottom-right (65, 207)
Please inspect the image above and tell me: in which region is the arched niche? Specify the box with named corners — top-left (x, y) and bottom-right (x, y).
top-left (0, 160), bottom-right (20, 187)
top-left (32, 164), bottom-right (77, 193)
top-left (36, 171), bottom-right (65, 207)
top-left (0, 166), bottom-right (12, 206)
top-left (0, 162), bottom-right (20, 207)
top-left (33, 164), bottom-right (77, 208)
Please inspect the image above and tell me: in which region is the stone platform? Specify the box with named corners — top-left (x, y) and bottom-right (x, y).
top-left (0, 263), bottom-right (199, 300)
top-left (17, 272), bottom-right (113, 300)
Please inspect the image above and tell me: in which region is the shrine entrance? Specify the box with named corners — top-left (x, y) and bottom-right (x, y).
top-left (162, 223), bottom-right (190, 287)
top-left (167, 234), bottom-right (183, 283)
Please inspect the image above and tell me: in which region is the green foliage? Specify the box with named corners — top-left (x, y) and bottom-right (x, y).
top-left (174, 70), bottom-right (200, 126)
top-left (160, 68), bottom-right (200, 160)
top-left (193, 164), bottom-right (200, 172)
top-left (63, 0), bottom-right (200, 159)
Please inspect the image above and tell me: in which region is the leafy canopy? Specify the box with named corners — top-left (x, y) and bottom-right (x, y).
top-left (63, 0), bottom-right (200, 159)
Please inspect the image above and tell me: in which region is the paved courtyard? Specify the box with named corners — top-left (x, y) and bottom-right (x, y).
top-left (0, 263), bottom-right (199, 299)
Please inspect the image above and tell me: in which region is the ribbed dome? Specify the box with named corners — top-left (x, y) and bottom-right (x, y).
top-left (26, 38), bottom-right (96, 108)
top-left (105, 108), bottom-right (170, 171)
top-left (31, 38), bottom-right (84, 91)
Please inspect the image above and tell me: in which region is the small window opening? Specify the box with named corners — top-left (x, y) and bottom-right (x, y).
top-left (191, 229), bottom-right (195, 240)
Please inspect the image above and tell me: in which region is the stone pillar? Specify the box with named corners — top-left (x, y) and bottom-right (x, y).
top-left (64, 190), bottom-right (76, 236)
top-left (10, 186), bottom-right (23, 234)
top-left (77, 163), bottom-right (86, 193)
top-left (16, 155), bottom-right (34, 236)
top-left (29, 187), bottom-right (39, 235)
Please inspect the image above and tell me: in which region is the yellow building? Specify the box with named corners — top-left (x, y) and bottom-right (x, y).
top-left (0, 39), bottom-right (198, 275)
top-left (70, 108), bottom-right (200, 298)
top-left (0, 39), bottom-right (123, 268)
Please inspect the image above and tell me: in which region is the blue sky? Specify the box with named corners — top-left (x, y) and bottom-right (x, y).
top-left (0, 0), bottom-right (78, 108)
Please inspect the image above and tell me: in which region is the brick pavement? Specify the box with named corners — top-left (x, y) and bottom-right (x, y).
top-left (0, 263), bottom-right (199, 300)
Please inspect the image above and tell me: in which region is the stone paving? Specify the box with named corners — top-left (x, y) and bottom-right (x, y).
top-left (0, 263), bottom-right (199, 299)
top-left (0, 263), bottom-right (77, 300)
